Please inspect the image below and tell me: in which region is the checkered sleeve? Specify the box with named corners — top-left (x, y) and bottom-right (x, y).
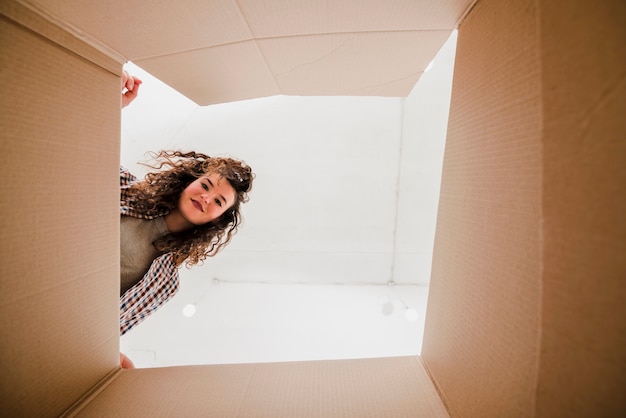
top-left (120, 165), bottom-right (136, 185)
top-left (120, 166), bottom-right (137, 217)
top-left (119, 253), bottom-right (180, 335)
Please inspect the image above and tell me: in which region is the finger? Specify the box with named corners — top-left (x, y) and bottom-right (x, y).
top-left (122, 70), bottom-right (129, 87)
top-left (125, 76), bottom-right (135, 92)
top-left (129, 76), bottom-right (142, 92)
top-left (121, 75), bottom-right (142, 108)
top-left (122, 82), bottom-right (140, 107)
top-left (130, 81), bottom-right (140, 96)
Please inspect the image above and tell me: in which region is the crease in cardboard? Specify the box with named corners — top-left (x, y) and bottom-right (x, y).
top-left (60, 368), bottom-right (124, 417)
top-left (232, 0), bottom-right (283, 95)
top-left (274, 36), bottom-right (355, 77)
top-left (454, 0), bottom-right (481, 28)
top-left (275, 37), bottom-right (354, 77)
top-left (233, 0), bottom-right (253, 37)
top-left (231, 0), bottom-right (282, 94)
top-left (347, 71), bottom-right (424, 95)
top-left (578, 75), bottom-right (626, 138)
top-left (252, 37), bottom-right (282, 92)
top-left (128, 29), bottom-right (453, 62)
top-left (418, 356), bottom-right (451, 415)
top-left (2, 0), bottom-right (125, 71)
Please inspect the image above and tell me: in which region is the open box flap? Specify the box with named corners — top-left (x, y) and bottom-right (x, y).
top-left (66, 357), bottom-right (448, 418)
top-left (22, 0), bottom-right (477, 105)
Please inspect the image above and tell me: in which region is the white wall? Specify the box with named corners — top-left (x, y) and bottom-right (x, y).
top-left (119, 31), bottom-right (456, 367)
top-left (122, 280), bottom-right (429, 366)
top-left (122, 90), bottom-right (405, 285)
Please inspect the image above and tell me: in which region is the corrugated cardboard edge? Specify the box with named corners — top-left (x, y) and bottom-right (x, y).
top-left (60, 369), bottom-right (124, 418)
top-left (0, 0), bottom-right (125, 74)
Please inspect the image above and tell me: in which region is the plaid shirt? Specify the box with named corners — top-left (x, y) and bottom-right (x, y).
top-left (119, 166), bottom-right (180, 335)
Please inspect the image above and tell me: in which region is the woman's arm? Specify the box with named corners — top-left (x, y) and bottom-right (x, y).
top-left (119, 254), bottom-right (180, 336)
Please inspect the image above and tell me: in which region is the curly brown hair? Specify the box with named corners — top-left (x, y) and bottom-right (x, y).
top-left (125, 150), bottom-right (254, 267)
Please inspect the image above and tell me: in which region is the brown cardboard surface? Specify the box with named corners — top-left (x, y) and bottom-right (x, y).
top-left (3, 0), bottom-right (625, 416)
top-left (256, 31), bottom-right (451, 97)
top-left (0, 0), bottom-right (124, 73)
top-left (23, 0), bottom-right (473, 59)
top-left (421, 0), bottom-right (543, 416)
top-left (69, 357), bottom-right (449, 418)
top-left (24, 0), bottom-right (475, 105)
top-left (423, 0), bottom-right (626, 416)
top-left (237, 0), bottom-right (473, 37)
top-left (137, 30), bottom-right (451, 105)
top-left (132, 40), bottom-right (281, 107)
top-left (0, 6), bottom-right (122, 417)
top-left (537, 0), bottom-right (626, 416)
top-left (24, 0), bottom-right (254, 60)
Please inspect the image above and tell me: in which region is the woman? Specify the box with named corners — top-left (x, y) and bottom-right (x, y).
top-left (119, 73), bottom-right (254, 366)
top-left (119, 151), bottom-right (253, 335)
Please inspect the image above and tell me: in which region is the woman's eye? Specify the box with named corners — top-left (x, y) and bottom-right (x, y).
top-left (215, 199), bottom-right (222, 207)
top-left (201, 183), bottom-right (209, 190)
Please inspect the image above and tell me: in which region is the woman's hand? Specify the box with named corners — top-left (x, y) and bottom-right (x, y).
top-left (122, 70), bottom-right (142, 108)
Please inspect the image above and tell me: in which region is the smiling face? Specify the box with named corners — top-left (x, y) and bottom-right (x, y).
top-left (165, 173), bottom-right (236, 233)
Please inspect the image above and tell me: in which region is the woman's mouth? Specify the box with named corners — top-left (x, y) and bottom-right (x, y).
top-left (191, 199), bottom-right (204, 212)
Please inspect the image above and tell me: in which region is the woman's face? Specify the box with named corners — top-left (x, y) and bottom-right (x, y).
top-left (176, 173), bottom-right (236, 226)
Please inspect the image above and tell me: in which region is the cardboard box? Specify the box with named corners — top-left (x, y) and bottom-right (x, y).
top-left (1, 0), bottom-right (624, 416)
